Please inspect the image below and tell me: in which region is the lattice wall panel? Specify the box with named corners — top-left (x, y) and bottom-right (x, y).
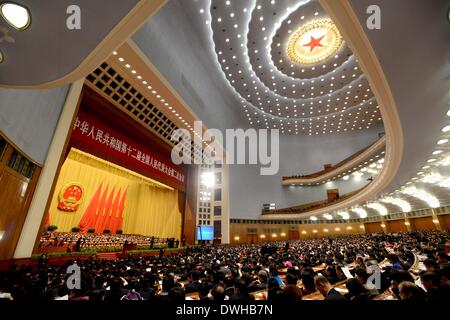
top-left (85, 63), bottom-right (203, 162)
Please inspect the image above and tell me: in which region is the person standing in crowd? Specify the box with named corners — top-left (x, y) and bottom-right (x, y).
top-left (150, 237), bottom-right (155, 250)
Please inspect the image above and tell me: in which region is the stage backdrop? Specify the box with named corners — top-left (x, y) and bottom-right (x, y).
top-left (48, 148), bottom-right (182, 238)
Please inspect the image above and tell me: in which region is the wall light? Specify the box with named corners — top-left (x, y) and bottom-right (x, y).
top-left (0, 2), bottom-right (31, 30)
top-left (0, 230), bottom-right (4, 240)
top-left (280, 233), bottom-right (286, 237)
top-left (234, 236), bottom-right (240, 241)
top-left (260, 234), bottom-right (266, 239)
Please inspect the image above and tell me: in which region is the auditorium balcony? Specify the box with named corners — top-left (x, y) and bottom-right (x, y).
top-left (282, 136), bottom-right (386, 186)
top-left (262, 186), bottom-right (368, 216)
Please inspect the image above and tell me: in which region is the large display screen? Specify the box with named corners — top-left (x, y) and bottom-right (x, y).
top-left (197, 226), bottom-right (214, 240)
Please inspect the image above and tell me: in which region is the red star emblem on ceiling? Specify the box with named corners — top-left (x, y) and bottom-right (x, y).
top-left (303, 35), bottom-right (325, 53)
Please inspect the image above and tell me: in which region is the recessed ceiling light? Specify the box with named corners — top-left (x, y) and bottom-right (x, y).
top-left (0, 50), bottom-right (3, 64)
top-left (442, 125), bottom-right (450, 132)
top-left (0, 3), bottom-right (31, 30)
top-left (437, 139), bottom-right (448, 145)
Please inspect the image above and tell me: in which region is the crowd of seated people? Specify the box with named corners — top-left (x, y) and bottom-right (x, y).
top-left (1, 231), bottom-right (448, 301)
top-left (38, 232), bottom-right (176, 251)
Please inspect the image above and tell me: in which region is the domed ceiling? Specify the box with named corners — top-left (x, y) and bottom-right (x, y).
top-left (199, 0), bottom-right (383, 135)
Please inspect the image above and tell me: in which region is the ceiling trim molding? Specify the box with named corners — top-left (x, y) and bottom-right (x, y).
top-left (261, 0), bottom-right (403, 220)
top-left (1, 0), bottom-right (167, 89)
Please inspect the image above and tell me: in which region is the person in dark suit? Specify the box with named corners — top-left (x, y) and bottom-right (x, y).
top-left (229, 279), bottom-right (255, 301)
top-left (345, 278), bottom-right (377, 301)
top-left (150, 237), bottom-right (155, 249)
top-left (75, 237), bottom-right (82, 252)
top-left (198, 282), bottom-right (212, 301)
top-left (223, 276), bottom-right (235, 298)
top-left (283, 273), bottom-right (303, 302)
top-left (420, 272), bottom-right (450, 301)
top-left (247, 270), bottom-right (268, 292)
top-left (315, 275), bottom-right (347, 300)
top-left (184, 270), bottom-right (202, 293)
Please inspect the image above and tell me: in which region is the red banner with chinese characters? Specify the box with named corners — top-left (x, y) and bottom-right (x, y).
top-left (70, 110), bottom-right (186, 191)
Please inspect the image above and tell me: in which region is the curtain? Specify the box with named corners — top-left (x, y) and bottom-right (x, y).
top-left (48, 149), bottom-right (182, 238)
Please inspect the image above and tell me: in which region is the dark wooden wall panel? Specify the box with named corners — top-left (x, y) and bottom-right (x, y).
top-left (410, 217), bottom-right (436, 231)
top-left (438, 215), bottom-right (450, 230)
top-left (0, 140), bottom-right (41, 260)
top-left (386, 220), bottom-right (408, 233)
top-left (365, 222), bottom-right (384, 233)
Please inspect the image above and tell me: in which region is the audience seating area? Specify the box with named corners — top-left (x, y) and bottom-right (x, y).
top-left (0, 230), bottom-right (448, 301)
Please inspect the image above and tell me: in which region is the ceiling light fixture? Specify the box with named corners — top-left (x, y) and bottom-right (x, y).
top-left (381, 197), bottom-right (411, 213)
top-left (401, 186), bottom-right (440, 208)
top-left (0, 2), bottom-right (31, 30)
top-left (287, 19), bottom-right (343, 65)
top-left (366, 203), bottom-right (388, 216)
top-left (352, 207), bottom-right (367, 219)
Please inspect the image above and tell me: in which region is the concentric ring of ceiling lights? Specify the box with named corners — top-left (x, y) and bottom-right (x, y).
top-left (287, 19), bottom-right (343, 65)
top-left (200, 0), bottom-right (383, 135)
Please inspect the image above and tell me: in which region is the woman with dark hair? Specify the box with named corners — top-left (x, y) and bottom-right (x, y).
top-left (269, 266), bottom-right (284, 287)
top-left (267, 277), bottom-right (280, 293)
top-left (301, 271), bottom-right (316, 295)
top-left (267, 287), bottom-right (284, 301)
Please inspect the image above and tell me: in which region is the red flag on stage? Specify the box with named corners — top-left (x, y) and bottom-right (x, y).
top-left (78, 183), bottom-right (103, 232)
